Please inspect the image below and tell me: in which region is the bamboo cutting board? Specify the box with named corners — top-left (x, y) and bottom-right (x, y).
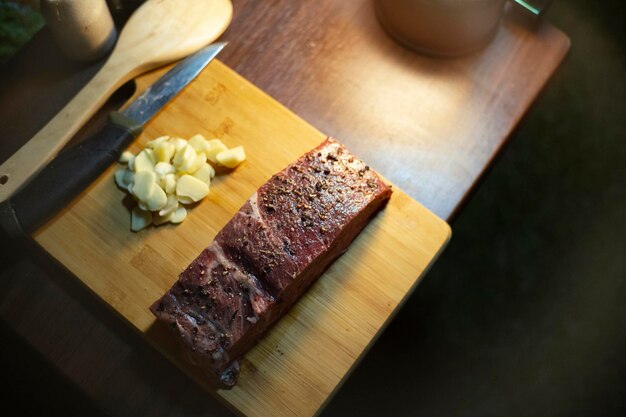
top-left (33, 61), bottom-right (450, 417)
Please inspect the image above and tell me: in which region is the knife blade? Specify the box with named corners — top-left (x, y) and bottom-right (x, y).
top-left (0, 42), bottom-right (227, 238)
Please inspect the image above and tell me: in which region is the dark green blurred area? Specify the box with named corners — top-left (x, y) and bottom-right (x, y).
top-left (0, 2), bottom-right (43, 63)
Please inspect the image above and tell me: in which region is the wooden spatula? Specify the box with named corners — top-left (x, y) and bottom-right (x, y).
top-left (0, 0), bottom-right (232, 203)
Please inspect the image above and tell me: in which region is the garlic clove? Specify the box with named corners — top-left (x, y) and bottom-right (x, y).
top-left (173, 144), bottom-right (197, 173)
top-left (176, 175), bottom-right (209, 202)
top-left (153, 141), bottom-right (175, 163)
top-left (188, 134), bottom-right (209, 153)
top-left (205, 139), bottom-right (228, 164)
top-left (131, 207), bottom-right (152, 232)
top-left (164, 173), bottom-right (177, 195)
top-left (170, 206), bottom-right (188, 223)
top-left (134, 148), bottom-right (156, 173)
top-left (114, 168), bottom-right (134, 190)
top-left (192, 162), bottom-right (214, 184)
top-left (118, 151), bottom-right (134, 164)
top-left (216, 146), bottom-right (246, 168)
top-left (146, 184), bottom-right (168, 211)
top-left (146, 135), bottom-right (169, 149)
top-left (159, 194), bottom-right (179, 217)
top-left (132, 171), bottom-right (156, 202)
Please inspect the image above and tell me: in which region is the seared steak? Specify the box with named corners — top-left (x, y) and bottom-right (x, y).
top-left (150, 137), bottom-right (392, 387)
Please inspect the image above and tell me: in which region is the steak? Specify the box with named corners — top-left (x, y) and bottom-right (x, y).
top-left (150, 137), bottom-right (392, 387)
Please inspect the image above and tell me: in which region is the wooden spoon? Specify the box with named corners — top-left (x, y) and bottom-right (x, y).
top-left (0, 0), bottom-right (232, 203)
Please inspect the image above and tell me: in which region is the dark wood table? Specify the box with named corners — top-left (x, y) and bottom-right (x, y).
top-left (0, 1), bottom-right (569, 415)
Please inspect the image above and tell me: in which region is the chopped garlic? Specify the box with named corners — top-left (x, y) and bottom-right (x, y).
top-left (172, 137), bottom-right (188, 152)
top-left (137, 200), bottom-right (149, 211)
top-left (164, 173), bottom-right (177, 194)
top-left (114, 169), bottom-right (134, 190)
top-left (134, 149), bottom-right (156, 173)
top-left (170, 206), bottom-right (187, 223)
top-left (131, 207), bottom-right (152, 231)
top-left (192, 163), bottom-right (214, 184)
top-left (153, 141), bottom-right (175, 163)
top-left (146, 135), bottom-right (169, 149)
top-left (159, 195), bottom-right (178, 217)
top-left (216, 146), bottom-right (246, 168)
top-left (119, 151), bottom-right (134, 164)
top-left (154, 162), bottom-right (175, 178)
top-left (114, 170), bottom-right (126, 188)
top-left (115, 134), bottom-right (245, 231)
top-left (176, 175), bottom-right (209, 202)
top-left (188, 152), bottom-right (207, 174)
top-left (152, 211), bottom-right (174, 225)
top-left (146, 185), bottom-right (167, 211)
top-left (205, 139), bottom-right (228, 164)
top-left (177, 195), bottom-right (195, 205)
top-left (188, 134), bottom-right (209, 152)
top-left (173, 144), bottom-right (197, 173)
top-left (154, 162), bottom-right (175, 190)
top-left (132, 171), bottom-right (156, 202)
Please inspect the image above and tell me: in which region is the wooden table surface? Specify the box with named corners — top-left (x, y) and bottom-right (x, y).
top-left (0, 1), bottom-right (569, 416)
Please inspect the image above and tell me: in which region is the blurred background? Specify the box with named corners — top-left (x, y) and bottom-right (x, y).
top-left (1, 0), bottom-right (624, 416)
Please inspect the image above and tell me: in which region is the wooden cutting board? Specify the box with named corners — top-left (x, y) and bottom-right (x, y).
top-left (33, 60), bottom-right (451, 417)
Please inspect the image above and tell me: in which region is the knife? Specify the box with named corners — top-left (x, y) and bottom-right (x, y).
top-left (0, 42), bottom-right (227, 238)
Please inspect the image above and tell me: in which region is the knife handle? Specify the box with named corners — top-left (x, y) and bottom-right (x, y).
top-left (0, 112), bottom-right (142, 238)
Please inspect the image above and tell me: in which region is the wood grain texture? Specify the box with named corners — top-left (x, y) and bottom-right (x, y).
top-left (217, 0), bottom-right (571, 220)
top-left (0, 1), bottom-right (570, 415)
top-left (0, 0), bottom-right (232, 202)
top-left (33, 61), bottom-right (450, 417)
